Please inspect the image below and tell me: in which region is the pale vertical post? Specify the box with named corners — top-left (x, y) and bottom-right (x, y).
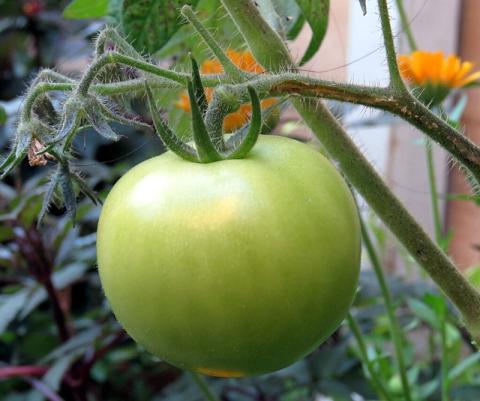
top-left (447, 0), bottom-right (480, 270)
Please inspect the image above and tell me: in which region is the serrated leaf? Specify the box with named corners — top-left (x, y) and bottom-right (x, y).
top-left (297, 0), bottom-right (329, 65)
top-left (358, 0), bottom-right (367, 15)
top-left (64, 0), bottom-right (109, 19)
top-left (71, 172), bottom-right (102, 205)
top-left (121, 0), bottom-right (200, 54)
top-left (59, 163), bottom-right (77, 223)
top-left (86, 104), bottom-right (121, 141)
top-left (0, 289), bottom-right (32, 334)
top-left (33, 94), bottom-right (59, 126)
top-left (38, 166), bottom-right (62, 226)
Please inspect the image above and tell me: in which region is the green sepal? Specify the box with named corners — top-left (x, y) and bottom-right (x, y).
top-left (187, 80), bottom-right (222, 163)
top-left (225, 86), bottom-right (261, 159)
top-left (85, 101), bottom-right (121, 142)
top-left (190, 54), bottom-right (208, 117)
top-left (144, 81), bottom-right (198, 162)
top-left (50, 98), bottom-right (83, 146)
top-left (98, 99), bottom-right (152, 132)
top-left (32, 94), bottom-right (59, 126)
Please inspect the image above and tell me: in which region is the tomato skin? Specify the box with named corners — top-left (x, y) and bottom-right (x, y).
top-left (97, 135), bottom-right (361, 377)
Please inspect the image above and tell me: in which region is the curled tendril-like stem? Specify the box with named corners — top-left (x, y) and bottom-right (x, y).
top-left (144, 56), bottom-right (263, 164)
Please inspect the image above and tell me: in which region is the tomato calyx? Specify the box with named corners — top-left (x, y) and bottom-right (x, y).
top-left (145, 55), bottom-right (262, 163)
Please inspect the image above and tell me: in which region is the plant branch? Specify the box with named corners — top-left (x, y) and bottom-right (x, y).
top-left (377, 0), bottom-right (406, 90)
top-left (220, 0), bottom-right (480, 346)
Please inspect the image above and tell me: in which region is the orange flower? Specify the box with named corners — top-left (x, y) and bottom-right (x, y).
top-left (176, 50), bottom-right (277, 132)
top-left (398, 51), bottom-right (480, 104)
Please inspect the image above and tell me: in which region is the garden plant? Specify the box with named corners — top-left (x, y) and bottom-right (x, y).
top-left (1, 0), bottom-right (480, 400)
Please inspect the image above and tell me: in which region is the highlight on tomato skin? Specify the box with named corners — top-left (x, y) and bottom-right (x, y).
top-left (96, 134), bottom-right (361, 377)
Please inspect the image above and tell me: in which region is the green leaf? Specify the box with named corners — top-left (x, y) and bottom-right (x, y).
top-left (64, 0), bottom-right (110, 19)
top-left (294, 0), bottom-right (329, 65)
top-left (0, 105), bottom-right (6, 125)
top-left (358, 0), bottom-right (367, 15)
top-left (121, 0), bottom-right (200, 54)
top-left (268, 0), bottom-right (304, 40)
top-left (448, 353), bottom-right (480, 382)
top-left (407, 298), bottom-right (438, 328)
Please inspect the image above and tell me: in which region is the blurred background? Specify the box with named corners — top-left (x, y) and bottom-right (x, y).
top-left (0, 0), bottom-right (479, 400)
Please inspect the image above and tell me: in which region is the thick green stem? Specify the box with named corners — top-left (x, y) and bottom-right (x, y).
top-left (347, 314), bottom-right (395, 401)
top-left (220, 0), bottom-right (480, 346)
top-left (190, 372), bottom-right (220, 401)
top-left (361, 219), bottom-right (413, 401)
top-left (377, 0), bottom-right (407, 90)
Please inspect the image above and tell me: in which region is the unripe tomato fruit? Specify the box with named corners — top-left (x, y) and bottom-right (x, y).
top-left (97, 135), bottom-right (361, 377)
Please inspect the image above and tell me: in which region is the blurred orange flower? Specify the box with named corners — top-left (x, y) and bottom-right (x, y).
top-left (176, 49), bottom-right (277, 132)
top-left (398, 51), bottom-right (480, 104)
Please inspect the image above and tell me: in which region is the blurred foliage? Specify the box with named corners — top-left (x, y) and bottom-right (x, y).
top-left (0, 1), bottom-right (479, 401)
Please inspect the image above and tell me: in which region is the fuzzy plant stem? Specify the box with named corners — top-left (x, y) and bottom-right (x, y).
top-left (219, 0), bottom-right (480, 345)
top-left (361, 219), bottom-right (413, 401)
top-left (181, 6), bottom-right (246, 82)
top-left (377, 0), bottom-right (407, 90)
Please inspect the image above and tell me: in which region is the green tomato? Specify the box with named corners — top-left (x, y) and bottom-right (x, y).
top-left (97, 135), bottom-right (361, 377)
